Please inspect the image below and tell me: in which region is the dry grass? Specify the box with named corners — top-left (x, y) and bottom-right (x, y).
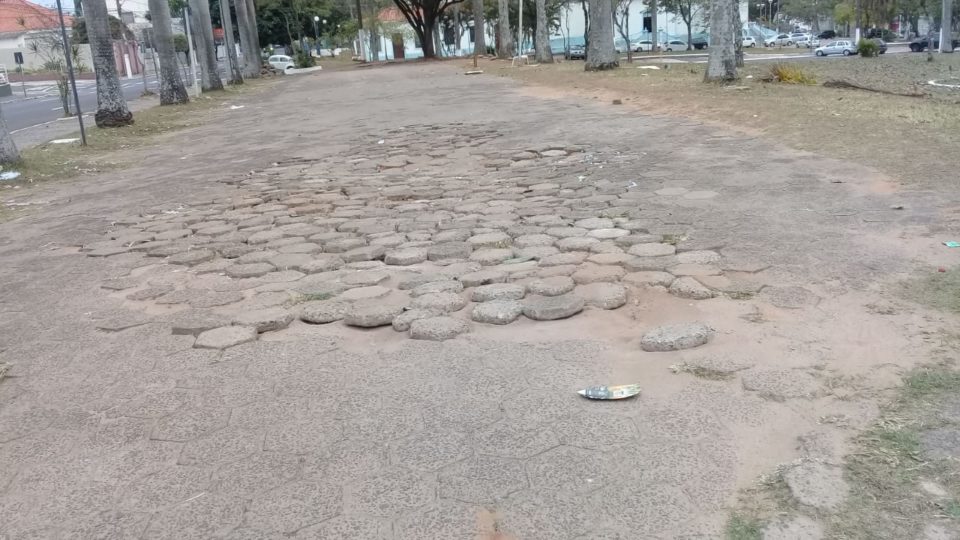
top-left (902, 268), bottom-right (960, 315)
top-left (486, 54), bottom-right (960, 187)
top-left (769, 63), bottom-right (817, 84)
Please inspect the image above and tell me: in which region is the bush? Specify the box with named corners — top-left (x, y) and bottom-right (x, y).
top-left (294, 49), bottom-right (315, 68)
top-left (769, 63), bottom-right (816, 84)
top-left (858, 38), bottom-right (879, 57)
top-left (173, 34), bottom-right (188, 53)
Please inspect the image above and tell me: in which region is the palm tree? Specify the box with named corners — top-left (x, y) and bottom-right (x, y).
top-left (0, 103), bottom-right (19, 164)
top-left (704, 0), bottom-right (737, 81)
top-left (188, 0), bottom-right (223, 91)
top-left (234, 0), bottom-right (260, 77)
top-left (534, 0), bottom-right (553, 62)
top-left (941, 0), bottom-right (954, 52)
top-left (84, 0), bottom-right (133, 126)
top-left (473, 0), bottom-right (486, 54)
top-left (497, 0), bottom-right (514, 57)
top-left (585, 0), bottom-right (617, 69)
top-left (219, 0), bottom-right (244, 84)
top-left (148, 0), bottom-right (189, 103)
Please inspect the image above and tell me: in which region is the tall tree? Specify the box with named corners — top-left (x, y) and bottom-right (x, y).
top-left (219, 0), bottom-right (244, 83)
top-left (661, 0), bottom-right (707, 49)
top-left (497, 0), bottom-right (515, 55)
top-left (85, 0), bottom-right (133, 126)
top-left (391, 0), bottom-right (466, 58)
top-left (942, 0), bottom-right (954, 51)
top-left (585, 0), bottom-right (617, 69)
top-left (148, 0), bottom-right (189, 103)
top-left (534, 0), bottom-right (553, 61)
top-left (473, 0), bottom-right (486, 52)
top-left (614, 0), bottom-right (633, 62)
top-left (704, 0), bottom-right (736, 81)
top-left (0, 103), bottom-right (19, 165)
top-left (581, 0), bottom-right (589, 48)
top-left (235, 0), bottom-right (260, 76)
top-left (189, 0), bottom-right (224, 90)
top-left (649, 0), bottom-right (658, 48)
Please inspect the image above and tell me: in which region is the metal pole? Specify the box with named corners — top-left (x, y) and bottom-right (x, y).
top-left (140, 31), bottom-right (149, 93)
top-left (54, 0), bottom-right (85, 146)
top-left (517, 0), bottom-right (523, 57)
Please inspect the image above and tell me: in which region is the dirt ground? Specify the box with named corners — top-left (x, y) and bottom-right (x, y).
top-left (1, 61), bottom-right (959, 539)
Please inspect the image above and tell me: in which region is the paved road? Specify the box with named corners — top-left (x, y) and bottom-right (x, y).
top-left (2, 75), bottom-right (157, 133)
top-left (618, 42), bottom-right (912, 63)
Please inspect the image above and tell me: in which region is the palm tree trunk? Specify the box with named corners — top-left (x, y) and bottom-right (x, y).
top-left (585, 0), bottom-right (617, 69)
top-left (649, 0), bottom-right (658, 48)
top-left (0, 102), bottom-right (19, 164)
top-left (704, 0), bottom-right (737, 81)
top-left (244, 0), bottom-right (263, 61)
top-left (148, 0), bottom-right (189, 103)
top-left (188, 0), bottom-right (224, 91)
top-left (535, 0), bottom-right (554, 62)
top-left (234, 0), bottom-right (260, 77)
top-left (497, 0), bottom-right (514, 57)
top-left (220, 0), bottom-right (243, 83)
top-left (473, 0), bottom-right (486, 53)
top-left (84, 0), bottom-right (133, 127)
top-left (941, 0), bottom-right (954, 52)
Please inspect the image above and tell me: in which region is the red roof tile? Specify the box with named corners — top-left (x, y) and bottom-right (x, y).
top-left (0, 0), bottom-right (72, 34)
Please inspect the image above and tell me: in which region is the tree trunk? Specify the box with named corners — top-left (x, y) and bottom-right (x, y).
top-left (497, 0), bottom-right (514, 57)
top-left (85, 0), bottom-right (133, 127)
top-left (704, 0), bottom-right (737, 81)
top-left (535, 0), bottom-right (554, 62)
top-left (235, 0), bottom-right (260, 77)
top-left (687, 20), bottom-right (692, 49)
top-left (220, 0), bottom-right (243, 83)
top-left (148, 0), bottom-right (189, 103)
top-left (581, 0), bottom-right (590, 49)
top-left (189, 0), bottom-right (224, 91)
top-left (0, 102), bottom-right (19, 164)
top-left (245, 0), bottom-right (263, 57)
top-left (625, 8), bottom-right (632, 62)
top-left (420, 20), bottom-right (438, 57)
top-left (585, 0), bottom-right (617, 69)
top-left (649, 0), bottom-right (658, 48)
top-left (734, 0), bottom-right (744, 66)
top-left (941, 0), bottom-right (954, 52)
top-left (473, 0), bottom-right (486, 53)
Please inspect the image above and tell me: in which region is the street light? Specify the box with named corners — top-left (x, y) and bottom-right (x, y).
top-left (313, 15), bottom-right (320, 54)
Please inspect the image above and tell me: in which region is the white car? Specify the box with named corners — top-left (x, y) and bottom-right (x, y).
top-left (794, 35), bottom-right (819, 47)
top-left (815, 39), bottom-right (858, 56)
top-left (742, 36), bottom-right (758, 47)
top-left (664, 40), bottom-right (688, 51)
top-left (268, 54), bottom-right (295, 71)
top-left (765, 33), bottom-right (793, 46)
top-left (632, 40), bottom-right (655, 51)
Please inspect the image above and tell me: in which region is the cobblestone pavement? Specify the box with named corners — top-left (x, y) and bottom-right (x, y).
top-left (0, 63), bottom-right (956, 539)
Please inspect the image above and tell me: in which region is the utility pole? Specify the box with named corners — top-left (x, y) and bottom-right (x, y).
top-left (140, 29), bottom-right (149, 93)
top-left (54, 0), bottom-right (85, 145)
top-left (184, 7), bottom-right (200, 96)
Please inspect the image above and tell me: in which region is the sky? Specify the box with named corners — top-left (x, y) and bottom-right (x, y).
top-left (31, 0), bottom-right (151, 17)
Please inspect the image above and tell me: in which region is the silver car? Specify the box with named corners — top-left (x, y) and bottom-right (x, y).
top-left (815, 39), bottom-right (857, 56)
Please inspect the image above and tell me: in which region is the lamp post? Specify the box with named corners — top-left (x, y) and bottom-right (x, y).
top-left (313, 16), bottom-right (320, 53)
top-left (54, 0), bottom-right (85, 145)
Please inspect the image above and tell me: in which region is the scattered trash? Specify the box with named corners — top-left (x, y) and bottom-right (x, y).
top-left (377, 139), bottom-right (385, 144)
top-left (503, 256), bottom-right (534, 265)
top-left (890, 204), bottom-right (904, 210)
top-left (0, 171), bottom-right (21, 181)
top-left (627, 181), bottom-right (638, 188)
top-left (939, 267), bottom-right (947, 273)
top-left (637, 65), bottom-right (661, 70)
top-left (577, 383), bottom-right (641, 400)
top-left (465, 70), bottom-right (484, 75)
top-left (0, 362), bottom-right (8, 381)
top-left (746, 75), bottom-right (754, 79)
top-left (944, 241), bottom-right (960, 248)
top-left (50, 138), bottom-right (79, 144)
top-left (612, 99), bottom-right (622, 105)
top-left (928, 78), bottom-right (960, 89)
top-left (229, 105), bottom-right (245, 110)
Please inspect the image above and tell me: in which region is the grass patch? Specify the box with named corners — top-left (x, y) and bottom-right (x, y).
top-left (901, 268), bottom-right (960, 315)
top-left (725, 514), bottom-right (762, 540)
top-left (768, 63), bottom-right (817, 85)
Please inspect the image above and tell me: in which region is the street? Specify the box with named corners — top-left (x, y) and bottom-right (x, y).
top-left (1, 75), bottom-right (156, 133)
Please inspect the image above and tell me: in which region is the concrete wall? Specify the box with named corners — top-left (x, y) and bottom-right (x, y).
top-left (0, 32), bottom-right (94, 73)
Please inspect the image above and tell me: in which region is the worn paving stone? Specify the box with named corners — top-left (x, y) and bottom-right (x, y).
top-left (459, 270), bottom-right (508, 287)
top-left (127, 285), bottom-right (175, 301)
top-left (470, 248), bottom-right (515, 266)
top-left (669, 277), bottom-right (716, 300)
top-left (168, 248), bottom-right (216, 266)
top-left (232, 308), bottom-right (295, 333)
top-left (527, 276), bottom-right (576, 296)
top-left (557, 237), bottom-right (600, 252)
top-left (410, 280), bottom-right (464, 297)
top-left (627, 243), bottom-right (677, 257)
top-left (194, 326), bottom-right (258, 349)
top-left (574, 217), bottom-right (615, 229)
top-left (385, 248), bottom-right (428, 266)
top-left (343, 467), bottom-right (436, 519)
top-left (340, 286), bottom-right (393, 302)
top-left (438, 455), bottom-right (527, 504)
top-left (323, 237), bottom-right (367, 253)
top-left (586, 252), bottom-right (633, 265)
top-left (341, 270), bottom-right (390, 287)
top-left (226, 263), bottom-right (275, 279)
top-left (392, 308), bottom-right (442, 332)
top-left (300, 300), bottom-right (350, 324)
top-left (740, 369), bottom-right (822, 401)
top-left (409, 316), bottom-right (471, 341)
top-left (167, 310), bottom-right (233, 336)
top-left (300, 255), bottom-right (345, 273)
top-left (523, 294), bottom-right (585, 321)
top-left (471, 300), bottom-right (524, 325)
top-left (588, 228), bottom-right (629, 240)
top-left (640, 323), bottom-right (713, 352)
top-left (676, 250), bottom-right (722, 265)
top-left (341, 245), bottom-right (386, 263)
top-left (471, 283), bottom-right (526, 302)
top-left (761, 286), bottom-right (822, 309)
top-left (427, 242), bottom-right (473, 261)
top-left (576, 283), bottom-right (628, 309)
top-left (622, 271), bottom-right (675, 287)
top-left (540, 252), bottom-right (589, 267)
top-left (468, 232), bottom-right (512, 249)
top-left (783, 462), bottom-right (849, 510)
top-left (343, 301), bottom-right (407, 327)
top-left (572, 265), bottom-right (626, 284)
top-left (411, 292), bottom-right (467, 312)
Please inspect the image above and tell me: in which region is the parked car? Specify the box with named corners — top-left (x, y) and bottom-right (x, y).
top-left (817, 30), bottom-right (837, 39)
top-left (632, 40), bottom-right (655, 51)
top-left (909, 36), bottom-right (960, 51)
top-left (793, 35), bottom-right (812, 47)
top-left (664, 40), bottom-right (688, 51)
top-left (766, 33), bottom-right (793, 46)
top-left (267, 54), bottom-right (295, 71)
top-left (815, 39), bottom-right (857, 56)
top-left (790, 32), bottom-right (809, 42)
top-left (872, 38), bottom-right (887, 54)
top-left (691, 36), bottom-right (709, 49)
top-left (741, 35), bottom-right (758, 47)
top-left (566, 44), bottom-right (586, 60)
